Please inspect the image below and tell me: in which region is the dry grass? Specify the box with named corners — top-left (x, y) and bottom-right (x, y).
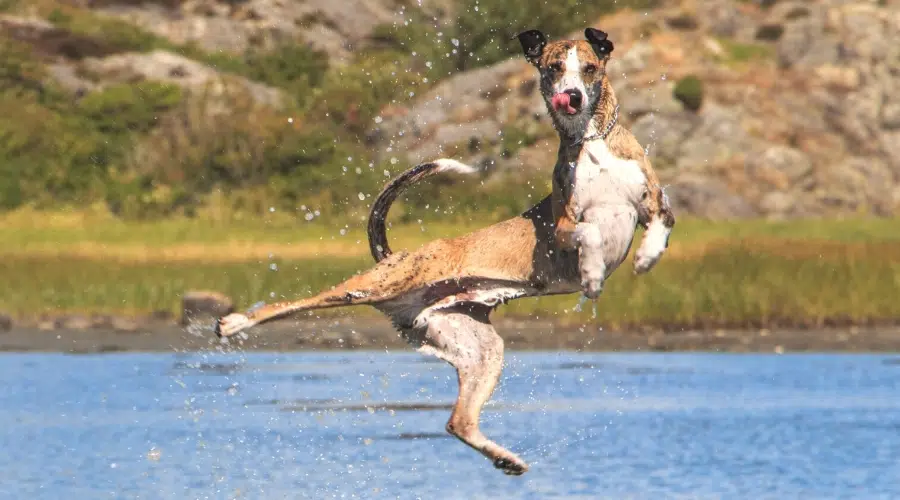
top-left (2, 211), bottom-right (899, 328)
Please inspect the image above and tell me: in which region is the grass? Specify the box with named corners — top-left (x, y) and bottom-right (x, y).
top-left (2, 212), bottom-right (899, 329)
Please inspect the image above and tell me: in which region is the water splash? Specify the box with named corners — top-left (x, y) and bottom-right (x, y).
top-left (572, 295), bottom-right (599, 319)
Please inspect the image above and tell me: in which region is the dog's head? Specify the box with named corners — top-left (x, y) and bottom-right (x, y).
top-left (516, 28), bottom-right (614, 136)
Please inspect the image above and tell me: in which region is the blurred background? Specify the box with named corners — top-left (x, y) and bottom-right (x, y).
top-left (0, 0), bottom-right (898, 349)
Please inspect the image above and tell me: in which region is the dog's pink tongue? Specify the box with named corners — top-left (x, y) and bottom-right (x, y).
top-left (551, 93), bottom-right (577, 115)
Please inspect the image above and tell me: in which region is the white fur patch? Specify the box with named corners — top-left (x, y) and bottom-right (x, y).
top-left (434, 158), bottom-right (479, 175)
top-left (634, 216), bottom-right (670, 274)
top-left (557, 46), bottom-right (587, 97)
top-left (573, 137), bottom-right (647, 215)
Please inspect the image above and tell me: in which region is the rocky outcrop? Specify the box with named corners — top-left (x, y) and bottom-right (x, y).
top-left (94, 0), bottom-right (454, 62)
top-left (365, 1), bottom-right (900, 219)
top-left (81, 50), bottom-right (283, 106)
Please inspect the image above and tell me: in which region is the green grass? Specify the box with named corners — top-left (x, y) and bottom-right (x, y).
top-left (717, 38), bottom-right (774, 65)
top-left (2, 214), bottom-right (899, 329)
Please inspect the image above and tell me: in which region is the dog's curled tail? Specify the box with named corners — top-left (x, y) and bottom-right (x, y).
top-left (367, 159), bottom-right (478, 262)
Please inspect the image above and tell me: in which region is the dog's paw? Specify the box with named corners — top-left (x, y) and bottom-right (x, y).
top-left (634, 217), bottom-right (671, 275)
top-left (215, 313), bottom-right (253, 338)
top-left (633, 249), bottom-right (662, 275)
top-left (493, 455), bottom-right (529, 476)
top-left (581, 276), bottom-right (604, 299)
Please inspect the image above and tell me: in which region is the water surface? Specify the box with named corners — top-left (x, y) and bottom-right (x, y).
top-left (1, 351), bottom-right (899, 499)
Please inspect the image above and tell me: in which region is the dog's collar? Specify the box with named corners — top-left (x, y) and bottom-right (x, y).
top-left (575, 105), bottom-right (619, 145)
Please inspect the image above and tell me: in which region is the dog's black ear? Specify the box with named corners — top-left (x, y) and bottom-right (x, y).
top-left (516, 29), bottom-right (547, 64)
top-left (585, 27), bottom-right (614, 58)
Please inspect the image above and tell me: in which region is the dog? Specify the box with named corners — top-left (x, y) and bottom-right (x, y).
top-left (214, 27), bottom-right (675, 476)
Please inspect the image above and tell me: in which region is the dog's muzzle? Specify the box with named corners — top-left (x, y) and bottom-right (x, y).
top-left (551, 89), bottom-right (582, 115)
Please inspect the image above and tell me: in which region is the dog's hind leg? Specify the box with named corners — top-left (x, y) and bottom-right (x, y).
top-left (411, 305), bottom-right (529, 476)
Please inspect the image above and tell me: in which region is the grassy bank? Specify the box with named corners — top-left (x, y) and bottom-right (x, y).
top-left (2, 211), bottom-right (899, 329)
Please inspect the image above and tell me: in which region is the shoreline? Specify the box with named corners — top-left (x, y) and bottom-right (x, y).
top-left (2, 316), bottom-right (899, 354)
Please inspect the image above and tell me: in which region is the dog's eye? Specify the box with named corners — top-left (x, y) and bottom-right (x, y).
top-left (547, 62), bottom-right (562, 73)
top-left (583, 64), bottom-right (598, 75)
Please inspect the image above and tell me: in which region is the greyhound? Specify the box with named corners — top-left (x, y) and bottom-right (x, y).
top-left (214, 27), bottom-right (675, 476)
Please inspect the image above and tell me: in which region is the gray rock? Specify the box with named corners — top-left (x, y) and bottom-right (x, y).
top-left (880, 131), bottom-right (900, 177)
top-left (675, 104), bottom-right (750, 170)
top-left (758, 191), bottom-right (797, 218)
top-left (746, 146), bottom-right (813, 189)
top-left (777, 10), bottom-right (840, 69)
top-left (667, 175), bottom-right (757, 219)
top-left (630, 111), bottom-right (697, 169)
top-left (815, 157), bottom-right (895, 215)
top-left (182, 291), bottom-right (235, 326)
top-left (617, 81), bottom-right (683, 122)
top-left (697, 0), bottom-right (751, 38)
top-left (824, 85), bottom-right (884, 147)
top-left (0, 313), bottom-right (11, 332)
top-left (82, 50), bottom-right (283, 107)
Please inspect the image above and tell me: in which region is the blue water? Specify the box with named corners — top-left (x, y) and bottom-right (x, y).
top-left (1, 351), bottom-right (899, 499)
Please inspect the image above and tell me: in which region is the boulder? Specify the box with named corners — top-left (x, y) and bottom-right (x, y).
top-left (181, 291), bottom-right (234, 326)
top-left (630, 111), bottom-right (697, 169)
top-left (666, 175), bottom-right (757, 219)
top-left (745, 146), bottom-right (813, 190)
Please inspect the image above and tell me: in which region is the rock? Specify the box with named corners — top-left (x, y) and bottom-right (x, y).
top-left (181, 291), bottom-right (234, 326)
top-left (110, 316), bottom-right (140, 333)
top-left (55, 315), bottom-right (92, 330)
top-left (880, 131), bottom-right (900, 178)
top-left (696, 0), bottom-right (748, 38)
top-left (882, 103), bottom-right (900, 129)
top-left (758, 191), bottom-right (797, 217)
top-left (81, 50), bottom-right (283, 107)
top-left (630, 111), bottom-right (697, 169)
top-left (667, 175), bottom-right (757, 219)
top-left (0, 313), bottom-right (11, 332)
top-left (675, 104), bottom-right (750, 170)
top-left (98, 0), bottom-right (453, 62)
top-left (777, 9), bottom-right (840, 69)
top-left (814, 157), bottom-right (895, 215)
top-left (617, 81), bottom-right (684, 122)
top-left (746, 146), bottom-right (813, 190)
top-left (612, 41), bottom-right (655, 74)
top-left (814, 65), bottom-right (861, 91)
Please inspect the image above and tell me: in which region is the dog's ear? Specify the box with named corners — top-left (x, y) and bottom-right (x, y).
top-left (584, 27), bottom-right (614, 58)
top-left (516, 29), bottom-right (547, 65)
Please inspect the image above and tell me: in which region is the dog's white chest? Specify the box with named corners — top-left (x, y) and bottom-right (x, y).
top-left (571, 140), bottom-right (646, 214)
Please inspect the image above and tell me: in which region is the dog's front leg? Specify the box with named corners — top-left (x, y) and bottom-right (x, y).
top-left (574, 222), bottom-right (606, 299)
top-left (577, 207), bottom-right (641, 298)
top-left (633, 189), bottom-right (675, 274)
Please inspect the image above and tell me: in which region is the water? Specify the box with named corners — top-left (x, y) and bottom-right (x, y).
top-left (1, 351), bottom-right (899, 499)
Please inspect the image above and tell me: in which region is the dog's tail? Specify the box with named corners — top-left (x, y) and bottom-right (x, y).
top-left (367, 159), bottom-right (478, 262)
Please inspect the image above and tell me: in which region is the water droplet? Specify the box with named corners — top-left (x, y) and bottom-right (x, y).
top-left (358, 192), bottom-right (366, 201)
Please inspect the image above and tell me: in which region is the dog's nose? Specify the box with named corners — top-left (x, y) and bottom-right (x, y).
top-left (564, 89), bottom-right (583, 109)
